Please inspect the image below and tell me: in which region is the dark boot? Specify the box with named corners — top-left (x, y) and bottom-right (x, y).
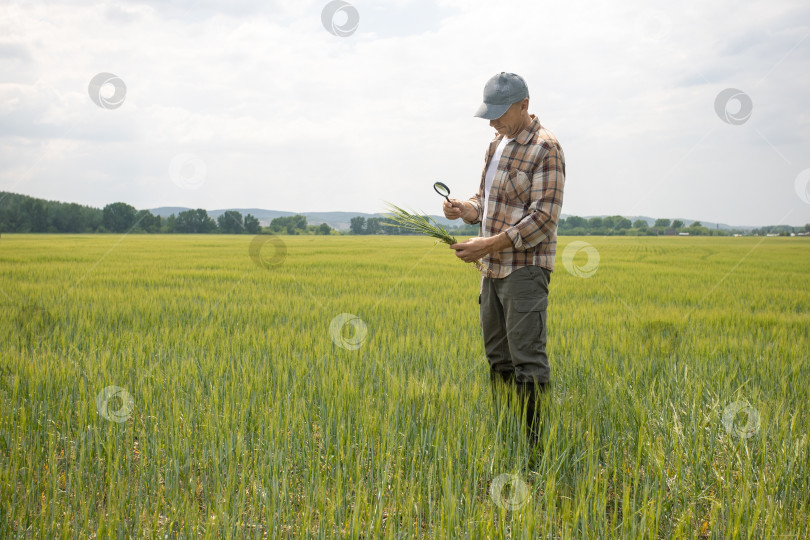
top-left (516, 380), bottom-right (548, 449)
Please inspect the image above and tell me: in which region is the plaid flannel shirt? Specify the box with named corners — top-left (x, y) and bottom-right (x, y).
top-left (463, 114), bottom-right (565, 279)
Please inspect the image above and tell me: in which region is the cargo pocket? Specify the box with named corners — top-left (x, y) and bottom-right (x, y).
top-left (510, 296), bottom-right (548, 343)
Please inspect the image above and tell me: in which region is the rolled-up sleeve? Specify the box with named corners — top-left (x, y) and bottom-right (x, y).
top-left (462, 189), bottom-right (484, 225)
top-left (504, 143), bottom-right (565, 250)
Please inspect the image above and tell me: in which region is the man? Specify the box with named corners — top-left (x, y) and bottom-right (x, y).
top-left (443, 72), bottom-right (565, 448)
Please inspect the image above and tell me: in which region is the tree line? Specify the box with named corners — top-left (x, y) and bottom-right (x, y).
top-left (350, 215), bottom-right (810, 237)
top-left (558, 216), bottom-right (719, 236)
top-left (558, 216), bottom-right (810, 236)
top-left (2, 191), bottom-right (807, 236)
top-left (0, 192), bottom-right (331, 235)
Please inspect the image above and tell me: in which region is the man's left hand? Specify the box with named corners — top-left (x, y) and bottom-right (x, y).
top-left (450, 233), bottom-right (512, 263)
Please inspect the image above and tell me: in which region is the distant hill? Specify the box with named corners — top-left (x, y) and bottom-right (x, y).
top-left (149, 206), bottom-right (454, 231)
top-left (149, 207), bottom-right (754, 232)
top-left (149, 207), bottom-right (456, 231)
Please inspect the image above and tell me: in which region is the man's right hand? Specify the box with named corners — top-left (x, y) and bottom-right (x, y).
top-left (443, 199), bottom-right (470, 221)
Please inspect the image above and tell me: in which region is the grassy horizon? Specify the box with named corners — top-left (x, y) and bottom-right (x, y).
top-left (1, 234), bottom-right (808, 538)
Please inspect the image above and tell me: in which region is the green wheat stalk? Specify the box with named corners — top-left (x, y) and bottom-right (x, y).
top-left (383, 202), bottom-right (458, 243)
top-left (383, 202), bottom-right (484, 271)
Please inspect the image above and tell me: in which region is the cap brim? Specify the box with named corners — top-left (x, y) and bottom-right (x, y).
top-left (474, 101), bottom-right (510, 120)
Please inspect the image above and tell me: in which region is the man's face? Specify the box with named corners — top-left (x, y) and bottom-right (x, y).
top-left (489, 98), bottom-right (529, 138)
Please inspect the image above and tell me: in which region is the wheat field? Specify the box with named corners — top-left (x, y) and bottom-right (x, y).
top-left (0, 234), bottom-right (808, 538)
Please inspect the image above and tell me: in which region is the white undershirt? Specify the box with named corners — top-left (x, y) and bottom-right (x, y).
top-left (482, 136), bottom-right (513, 234)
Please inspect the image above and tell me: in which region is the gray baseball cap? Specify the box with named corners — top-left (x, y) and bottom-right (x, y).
top-left (474, 72), bottom-right (529, 120)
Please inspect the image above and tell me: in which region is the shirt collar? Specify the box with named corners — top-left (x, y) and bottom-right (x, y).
top-left (515, 114), bottom-right (540, 145)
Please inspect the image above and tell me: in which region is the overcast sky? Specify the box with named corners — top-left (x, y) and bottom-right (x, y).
top-left (1, 0), bottom-right (809, 226)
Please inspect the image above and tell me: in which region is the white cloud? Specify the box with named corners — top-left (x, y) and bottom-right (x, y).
top-left (0, 0), bottom-right (809, 226)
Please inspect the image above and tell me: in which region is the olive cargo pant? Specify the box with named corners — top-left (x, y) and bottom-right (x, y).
top-left (479, 265), bottom-right (551, 385)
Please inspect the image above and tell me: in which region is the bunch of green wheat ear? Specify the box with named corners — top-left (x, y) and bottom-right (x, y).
top-left (383, 203), bottom-right (484, 272)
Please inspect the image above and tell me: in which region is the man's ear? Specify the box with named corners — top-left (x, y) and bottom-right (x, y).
top-left (520, 98), bottom-right (529, 112)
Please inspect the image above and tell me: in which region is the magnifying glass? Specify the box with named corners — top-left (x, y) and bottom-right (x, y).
top-left (433, 181), bottom-right (451, 202)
